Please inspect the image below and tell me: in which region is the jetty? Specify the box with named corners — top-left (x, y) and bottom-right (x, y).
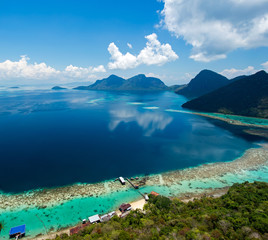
top-left (126, 178), bottom-right (139, 189)
top-left (125, 178), bottom-right (149, 200)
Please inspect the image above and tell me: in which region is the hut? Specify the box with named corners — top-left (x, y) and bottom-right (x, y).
top-left (9, 224), bottom-right (26, 238)
top-left (100, 211), bottom-right (116, 222)
top-left (119, 177), bottom-right (125, 185)
top-left (119, 203), bottom-right (132, 212)
top-left (88, 214), bottom-right (101, 224)
top-left (144, 194), bottom-right (149, 201)
top-left (150, 191), bottom-right (160, 196)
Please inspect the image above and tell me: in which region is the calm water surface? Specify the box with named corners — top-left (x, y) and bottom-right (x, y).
top-left (0, 89), bottom-right (258, 193)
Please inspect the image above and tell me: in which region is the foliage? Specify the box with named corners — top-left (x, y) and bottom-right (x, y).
top-left (49, 181), bottom-right (268, 240)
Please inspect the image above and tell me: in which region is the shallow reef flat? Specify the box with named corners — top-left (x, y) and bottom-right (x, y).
top-left (166, 109), bottom-right (268, 128)
top-left (0, 145), bottom-right (267, 239)
top-left (0, 144), bottom-right (267, 212)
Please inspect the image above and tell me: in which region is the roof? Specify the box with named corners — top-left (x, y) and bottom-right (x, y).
top-left (108, 211), bottom-right (116, 217)
top-left (150, 191), bottom-right (160, 196)
top-left (119, 203), bottom-right (131, 211)
top-left (88, 214), bottom-right (100, 223)
top-left (100, 214), bottom-right (111, 222)
top-left (119, 177), bottom-right (125, 182)
top-left (9, 225), bottom-right (26, 235)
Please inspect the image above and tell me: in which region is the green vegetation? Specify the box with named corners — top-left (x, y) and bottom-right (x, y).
top-left (50, 181), bottom-right (268, 240)
top-left (74, 74), bottom-right (168, 91)
top-left (182, 70), bottom-right (268, 119)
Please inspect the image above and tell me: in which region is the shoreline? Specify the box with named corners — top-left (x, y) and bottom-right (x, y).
top-left (0, 140), bottom-right (267, 239)
top-left (166, 109), bottom-right (268, 129)
top-left (28, 187), bottom-right (230, 240)
top-left (0, 143), bottom-right (267, 212)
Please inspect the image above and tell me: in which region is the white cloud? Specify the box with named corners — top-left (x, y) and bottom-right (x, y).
top-left (64, 64), bottom-right (106, 78)
top-left (160, 0), bottom-right (268, 62)
top-left (127, 43), bottom-right (133, 49)
top-left (261, 61), bottom-right (268, 71)
top-left (108, 33), bottom-right (178, 69)
top-left (0, 55), bottom-right (60, 79)
top-left (220, 66), bottom-right (257, 79)
top-left (0, 55), bottom-right (106, 81)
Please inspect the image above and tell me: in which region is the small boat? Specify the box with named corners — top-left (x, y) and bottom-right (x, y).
top-left (135, 177), bottom-right (139, 180)
top-left (131, 177), bottom-right (134, 180)
top-left (114, 178), bottom-right (118, 182)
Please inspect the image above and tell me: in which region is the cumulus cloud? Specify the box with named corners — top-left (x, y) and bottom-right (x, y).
top-left (220, 66), bottom-right (257, 79)
top-left (0, 55), bottom-right (106, 81)
top-left (64, 64), bottom-right (106, 78)
top-left (127, 43), bottom-right (133, 49)
top-left (108, 33), bottom-right (178, 69)
top-left (261, 61), bottom-right (268, 71)
top-left (0, 55), bottom-right (59, 79)
top-left (160, 0), bottom-right (268, 62)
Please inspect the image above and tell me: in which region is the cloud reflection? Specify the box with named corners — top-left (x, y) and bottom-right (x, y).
top-left (109, 107), bottom-right (173, 136)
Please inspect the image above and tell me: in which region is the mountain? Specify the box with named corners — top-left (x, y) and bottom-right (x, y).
top-left (121, 74), bottom-right (167, 90)
top-left (74, 74), bottom-right (168, 91)
top-left (230, 75), bottom-right (247, 82)
top-left (52, 86), bottom-right (67, 90)
top-left (176, 69), bottom-right (230, 98)
top-left (182, 70), bottom-right (268, 118)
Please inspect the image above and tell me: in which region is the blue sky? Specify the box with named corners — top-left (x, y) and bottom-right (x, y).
top-left (0, 0), bottom-right (268, 86)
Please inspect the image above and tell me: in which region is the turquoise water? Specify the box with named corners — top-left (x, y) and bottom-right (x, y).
top-left (203, 112), bottom-right (268, 125)
top-left (0, 166), bottom-right (267, 239)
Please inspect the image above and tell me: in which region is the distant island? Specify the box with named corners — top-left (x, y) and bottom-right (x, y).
top-left (74, 74), bottom-right (168, 91)
top-left (182, 70), bottom-right (268, 119)
top-left (52, 86), bottom-right (67, 90)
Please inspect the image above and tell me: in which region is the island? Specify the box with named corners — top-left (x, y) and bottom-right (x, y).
top-left (182, 70), bottom-right (268, 119)
top-left (74, 74), bottom-right (168, 91)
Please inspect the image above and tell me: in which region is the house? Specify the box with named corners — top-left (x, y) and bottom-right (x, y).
top-left (9, 224), bottom-right (26, 239)
top-left (119, 203), bottom-right (132, 212)
top-left (100, 211), bottom-right (116, 222)
top-left (119, 177), bottom-right (125, 185)
top-left (144, 194), bottom-right (149, 201)
top-left (150, 191), bottom-right (160, 196)
top-left (88, 214), bottom-right (101, 224)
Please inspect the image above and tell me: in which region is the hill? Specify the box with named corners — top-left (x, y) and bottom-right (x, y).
top-left (182, 70), bottom-right (268, 118)
top-left (52, 86), bottom-right (67, 90)
top-left (47, 181), bottom-right (268, 240)
top-left (74, 74), bottom-right (168, 91)
top-left (176, 69), bottom-right (230, 98)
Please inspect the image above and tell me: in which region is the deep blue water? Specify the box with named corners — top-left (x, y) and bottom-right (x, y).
top-left (0, 89), bottom-right (257, 193)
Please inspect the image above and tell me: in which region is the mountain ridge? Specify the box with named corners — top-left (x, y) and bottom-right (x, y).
top-left (176, 69), bottom-right (231, 98)
top-left (74, 74), bottom-right (168, 91)
top-left (182, 70), bottom-right (268, 118)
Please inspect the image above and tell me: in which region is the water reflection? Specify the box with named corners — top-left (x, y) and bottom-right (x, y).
top-left (109, 106), bottom-right (173, 136)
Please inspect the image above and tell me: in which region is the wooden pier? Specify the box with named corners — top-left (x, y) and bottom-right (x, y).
top-left (126, 178), bottom-right (148, 200)
top-left (126, 178), bottom-right (139, 189)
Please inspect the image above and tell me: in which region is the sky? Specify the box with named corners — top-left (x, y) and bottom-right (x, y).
top-left (0, 0), bottom-right (268, 86)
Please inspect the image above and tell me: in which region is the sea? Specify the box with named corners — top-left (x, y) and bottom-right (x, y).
top-left (0, 88), bottom-right (267, 239)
